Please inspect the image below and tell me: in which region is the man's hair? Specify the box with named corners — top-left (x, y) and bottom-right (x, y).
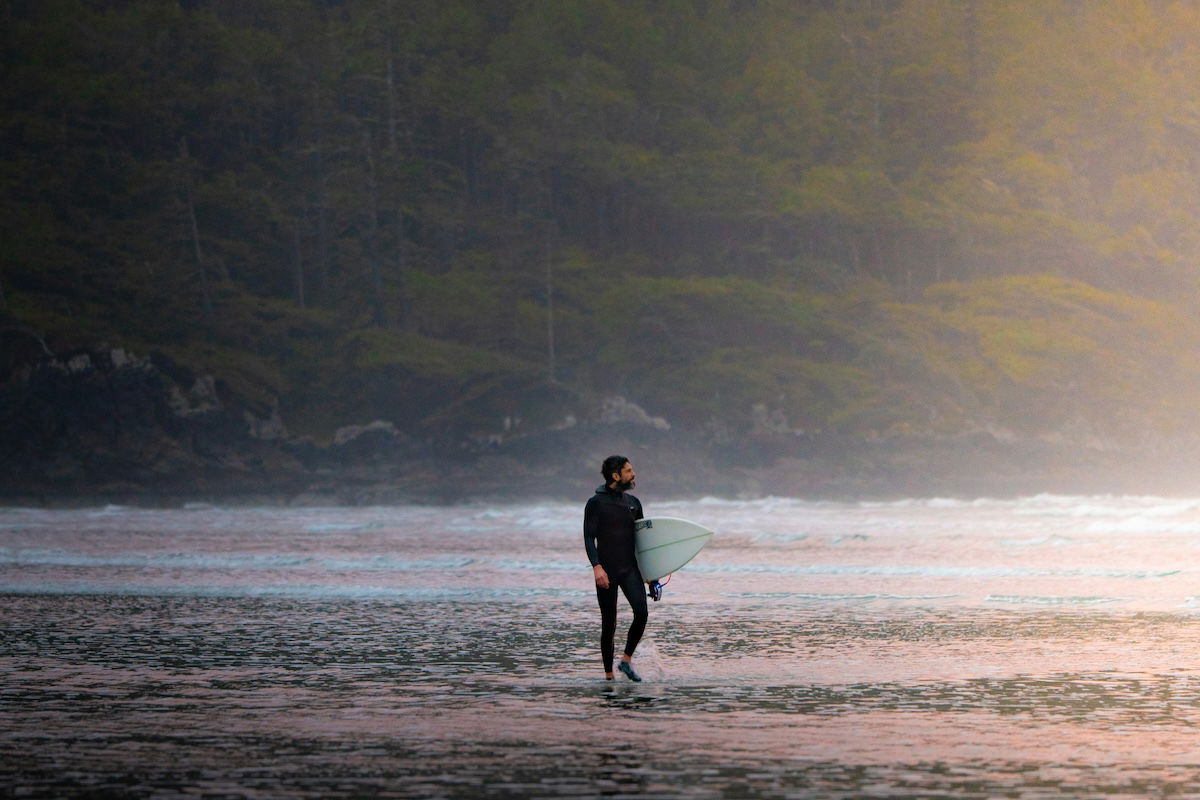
top-left (601, 455), bottom-right (629, 483)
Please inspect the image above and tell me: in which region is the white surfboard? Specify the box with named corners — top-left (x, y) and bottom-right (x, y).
top-left (634, 517), bottom-right (714, 582)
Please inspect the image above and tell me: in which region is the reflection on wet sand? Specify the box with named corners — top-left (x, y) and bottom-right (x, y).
top-left (7, 592), bottom-right (1200, 797)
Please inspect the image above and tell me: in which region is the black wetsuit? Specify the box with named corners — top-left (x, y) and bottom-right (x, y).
top-left (583, 484), bottom-right (647, 673)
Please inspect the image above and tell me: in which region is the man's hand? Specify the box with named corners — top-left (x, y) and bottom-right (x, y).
top-left (593, 564), bottom-right (610, 589)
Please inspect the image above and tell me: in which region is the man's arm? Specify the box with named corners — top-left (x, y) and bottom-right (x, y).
top-left (583, 498), bottom-right (601, 567)
top-left (583, 498), bottom-right (609, 588)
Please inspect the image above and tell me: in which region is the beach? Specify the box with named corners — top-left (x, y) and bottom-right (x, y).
top-left (5, 497), bottom-right (1200, 797)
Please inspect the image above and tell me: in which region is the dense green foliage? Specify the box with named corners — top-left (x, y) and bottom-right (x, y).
top-left (5, 0), bottom-right (1200, 443)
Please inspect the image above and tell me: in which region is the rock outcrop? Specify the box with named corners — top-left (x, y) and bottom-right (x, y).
top-left (6, 345), bottom-right (1200, 506)
top-left (0, 346), bottom-right (308, 501)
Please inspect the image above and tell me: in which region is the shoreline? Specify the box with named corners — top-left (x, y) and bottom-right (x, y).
top-left (5, 460), bottom-right (1200, 509)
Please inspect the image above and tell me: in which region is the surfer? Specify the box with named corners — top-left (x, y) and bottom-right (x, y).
top-left (584, 455), bottom-right (649, 682)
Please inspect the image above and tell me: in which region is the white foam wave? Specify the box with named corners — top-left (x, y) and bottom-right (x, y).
top-left (723, 591), bottom-right (960, 602)
top-left (303, 521), bottom-right (385, 532)
top-left (691, 563), bottom-right (1181, 579)
top-left (1081, 517), bottom-right (1200, 535)
top-left (0, 582), bottom-right (589, 600)
top-left (87, 505), bottom-right (134, 516)
top-left (999, 535), bottom-right (1074, 547)
top-left (491, 558), bottom-right (579, 572)
top-left (0, 549), bottom-right (475, 572)
top-left (751, 533), bottom-right (810, 543)
top-left (985, 594), bottom-right (1124, 606)
top-left (0, 543), bottom-right (1183, 582)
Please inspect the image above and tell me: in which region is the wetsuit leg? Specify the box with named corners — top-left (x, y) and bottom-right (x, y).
top-left (618, 569), bottom-right (648, 659)
top-left (596, 580), bottom-right (619, 673)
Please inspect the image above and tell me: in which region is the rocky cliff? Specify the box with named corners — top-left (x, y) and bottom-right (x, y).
top-left (6, 344), bottom-right (1200, 506)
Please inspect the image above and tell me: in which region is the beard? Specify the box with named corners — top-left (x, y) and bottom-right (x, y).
top-left (614, 478), bottom-right (636, 492)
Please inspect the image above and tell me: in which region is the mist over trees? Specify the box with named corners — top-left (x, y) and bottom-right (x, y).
top-left (6, 0), bottom-right (1200, 491)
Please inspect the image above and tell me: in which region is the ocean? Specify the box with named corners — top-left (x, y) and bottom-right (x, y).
top-left (5, 495), bottom-right (1200, 797)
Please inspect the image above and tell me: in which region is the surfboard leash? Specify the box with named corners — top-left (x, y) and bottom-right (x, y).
top-left (648, 573), bottom-right (671, 601)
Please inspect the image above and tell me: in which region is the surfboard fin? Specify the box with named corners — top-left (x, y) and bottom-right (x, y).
top-left (648, 580), bottom-right (663, 602)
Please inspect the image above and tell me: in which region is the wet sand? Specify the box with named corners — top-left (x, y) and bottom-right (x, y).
top-left (5, 498), bottom-right (1200, 797)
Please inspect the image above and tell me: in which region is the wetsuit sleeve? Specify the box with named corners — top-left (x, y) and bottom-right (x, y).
top-left (583, 497), bottom-right (601, 567)
top-left (632, 496), bottom-right (644, 520)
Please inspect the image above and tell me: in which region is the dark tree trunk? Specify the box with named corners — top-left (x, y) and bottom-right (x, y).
top-left (179, 137), bottom-right (214, 328)
top-left (291, 223), bottom-right (306, 309)
top-left (363, 130), bottom-right (385, 324)
top-left (312, 81), bottom-right (331, 299)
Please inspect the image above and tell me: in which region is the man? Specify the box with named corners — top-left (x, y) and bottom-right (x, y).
top-left (583, 454), bottom-right (649, 681)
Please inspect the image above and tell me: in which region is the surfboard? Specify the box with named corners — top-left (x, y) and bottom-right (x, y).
top-left (634, 517), bottom-right (714, 582)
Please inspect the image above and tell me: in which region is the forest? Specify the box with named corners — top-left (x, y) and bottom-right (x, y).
top-left (6, 0), bottom-right (1200, 498)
